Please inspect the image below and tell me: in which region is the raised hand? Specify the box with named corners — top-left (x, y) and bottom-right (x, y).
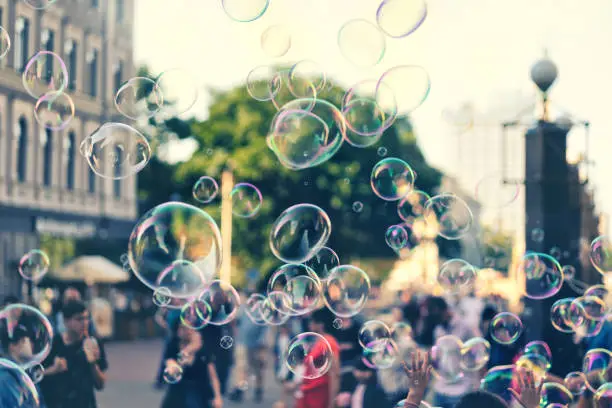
top-left (402, 351), bottom-right (432, 406)
top-left (508, 369), bottom-right (543, 408)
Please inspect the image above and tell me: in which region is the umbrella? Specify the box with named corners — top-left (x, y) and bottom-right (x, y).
top-left (52, 256), bottom-right (130, 284)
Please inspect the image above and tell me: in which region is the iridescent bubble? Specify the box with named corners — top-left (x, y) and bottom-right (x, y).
top-left (0, 358), bottom-right (40, 407)
top-left (516, 353), bottom-right (550, 383)
top-left (377, 147), bottom-right (388, 157)
top-left (480, 365), bottom-right (514, 402)
top-left (595, 383), bottom-right (612, 407)
top-left (220, 335), bottom-right (234, 350)
top-left (267, 263), bottom-right (320, 294)
top-left (222, 0), bottom-right (270, 22)
top-left (26, 363), bottom-right (44, 384)
top-left (0, 304), bottom-right (53, 369)
top-left (324, 265), bottom-right (371, 318)
top-left (192, 176), bottom-right (219, 204)
top-left (268, 99), bottom-right (346, 170)
top-left (551, 298), bottom-right (576, 333)
top-left (304, 246), bottom-right (340, 281)
top-left (260, 291), bottom-right (291, 325)
top-left (397, 190), bottom-right (431, 219)
top-left (523, 340), bottom-right (552, 364)
top-left (180, 299), bottom-right (212, 329)
top-left (438, 258), bottom-right (477, 292)
top-left (0, 26), bottom-right (10, 59)
top-left (269, 204), bottom-right (332, 264)
top-left (352, 201), bottom-right (364, 213)
top-left (358, 320), bottom-right (391, 351)
top-left (490, 312), bottom-right (523, 345)
top-left (287, 60), bottom-right (326, 100)
top-left (549, 246), bottom-right (562, 260)
top-left (460, 337), bottom-right (490, 372)
top-left (128, 202), bottom-right (222, 298)
top-left (163, 362), bottom-right (183, 384)
top-left (424, 194), bottom-right (474, 240)
top-left (22, 51), bottom-right (69, 99)
top-left (376, 0), bottom-right (427, 38)
top-left (246, 65), bottom-right (282, 102)
top-left (539, 382), bottom-right (573, 408)
top-left (370, 158), bottom-right (415, 201)
top-left (284, 275), bottom-right (322, 315)
top-left (590, 235), bottom-right (612, 275)
top-left (519, 252), bottom-right (563, 299)
top-left (568, 296), bottom-right (606, 338)
top-left (583, 348), bottom-right (611, 392)
top-left (474, 172), bottom-right (520, 209)
top-left (385, 224), bottom-right (408, 250)
top-left (584, 284), bottom-right (609, 301)
top-left (531, 228), bottom-right (545, 243)
top-left (362, 339), bottom-right (399, 369)
top-left (564, 371), bottom-right (587, 396)
top-left (261, 25), bottom-right (291, 58)
top-left (34, 91), bottom-right (75, 131)
top-left (197, 280), bottom-right (240, 325)
top-left (231, 183), bottom-right (263, 218)
top-left (332, 318), bottom-right (343, 330)
top-left (395, 400), bottom-right (432, 408)
top-left (155, 68), bottom-right (198, 116)
top-left (84, 122), bottom-right (152, 180)
top-left (562, 265), bottom-right (576, 281)
top-left (18, 250), bottom-right (50, 281)
top-left (114, 77), bottom-right (162, 120)
top-left (338, 19), bottom-right (386, 67)
top-left (431, 335), bottom-right (464, 382)
top-left (245, 294), bottom-right (267, 325)
top-left (286, 332), bottom-right (333, 379)
top-left (376, 65), bottom-right (430, 116)
top-left (152, 287), bottom-right (172, 307)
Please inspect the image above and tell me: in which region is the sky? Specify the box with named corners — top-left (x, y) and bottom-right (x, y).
top-left (133, 0), bottom-right (612, 234)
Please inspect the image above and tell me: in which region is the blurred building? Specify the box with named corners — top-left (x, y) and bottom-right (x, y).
top-left (0, 0), bottom-right (136, 297)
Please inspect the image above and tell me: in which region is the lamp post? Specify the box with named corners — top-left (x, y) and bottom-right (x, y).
top-left (220, 166), bottom-right (234, 284)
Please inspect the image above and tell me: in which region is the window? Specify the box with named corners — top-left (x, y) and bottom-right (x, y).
top-left (113, 60), bottom-right (123, 93)
top-left (14, 17), bottom-right (30, 72)
top-left (41, 127), bottom-right (53, 187)
top-left (91, 0), bottom-right (99, 7)
top-left (113, 145), bottom-right (122, 198)
top-left (86, 49), bottom-right (98, 97)
top-left (65, 132), bottom-right (75, 190)
top-left (15, 117), bottom-right (28, 183)
top-left (88, 145), bottom-right (98, 193)
top-left (65, 40), bottom-right (77, 91)
top-left (116, 0), bottom-right (124, 23)
top-left (41, 29), bottom-right (55, 84)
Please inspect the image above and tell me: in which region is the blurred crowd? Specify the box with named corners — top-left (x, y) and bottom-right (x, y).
top-left (0, 286), bottom-right (611, 408)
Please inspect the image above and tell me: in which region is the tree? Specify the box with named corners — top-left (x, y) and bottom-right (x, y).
top-left (481, 226), bottom-right (514, 275)
top-left (152, 72), bottom-right (450, 285)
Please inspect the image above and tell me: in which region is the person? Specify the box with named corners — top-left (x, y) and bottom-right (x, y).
top-left (228, 298), bottom-right (270, 403)
top-left (481, 305), bottom-right (525, 369)
top-left (330, 316), bottom-right (361, 373)
top-left (201, 321), bottom-right (234, 396)
top-left (40, 300), bottom-right (107, 408)
top-left (430, 297), bottom-right (481, 408)
top-left (154, 302), bottom-right (182, 389)
top-left (1, 324), bottom-right (47, 407)
top-left (274, 322), bottom-right (296, 407)
top-left (161, 319), bottom-right (223, 408)
top-left (335, 357), bottom-right (389, 408)
top-left (295, 307), bottom-right (340, 408)
top-left (377, 324), bottom-right (417, 405)
top-left (54, 287), bottom-right (97, 337)
top-left (401, 350), bottom-right (542, 408)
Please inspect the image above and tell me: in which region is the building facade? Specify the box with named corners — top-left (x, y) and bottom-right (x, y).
top-left (0, 0), bottom-right (137, 297)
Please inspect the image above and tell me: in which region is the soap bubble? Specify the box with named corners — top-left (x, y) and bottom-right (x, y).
top-left (490, 312), bottom-right (523, 345)
top-left (0, 304), bottom-right (53, 369)
top-left (286, 332), bottom-right (333, 379)
top-left (323, 265), bottom-right (371, 318)
top-left (192, 176), bottom-right (219, 204)
top-left (18, 250), bottom-right (50, 281)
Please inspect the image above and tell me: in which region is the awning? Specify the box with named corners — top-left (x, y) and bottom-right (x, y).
top-left (52, 256), bottom-right (130, 284)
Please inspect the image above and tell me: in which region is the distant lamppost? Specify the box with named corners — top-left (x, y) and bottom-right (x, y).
top-left (220, 165), bottom-right (234, 284)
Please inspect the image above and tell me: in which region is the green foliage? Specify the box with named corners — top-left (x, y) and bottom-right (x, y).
top-left (39, 235), bottom-right (75, 271)
top-left (138, 69), bottom-right (447, 286)
top-left (481, 226), bottom-right (514, 275)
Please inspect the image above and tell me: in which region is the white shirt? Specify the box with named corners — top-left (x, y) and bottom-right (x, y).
top-left (351, 384), bottom-right (366, 408)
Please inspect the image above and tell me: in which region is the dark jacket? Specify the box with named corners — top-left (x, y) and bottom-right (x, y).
top-left (340, 371), bottom-right (390, 408)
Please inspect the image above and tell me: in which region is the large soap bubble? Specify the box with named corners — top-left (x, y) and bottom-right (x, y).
top-left (128, 202), bottom-right (222, 298)
top-left (270, 204), bottom-right (332, 264)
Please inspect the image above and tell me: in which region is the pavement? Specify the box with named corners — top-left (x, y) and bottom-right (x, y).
top-left (97, 339), bottom-right (283, 408)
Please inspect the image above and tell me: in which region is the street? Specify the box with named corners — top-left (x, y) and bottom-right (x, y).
top-left (97, 339), bottom-right (283, 408)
